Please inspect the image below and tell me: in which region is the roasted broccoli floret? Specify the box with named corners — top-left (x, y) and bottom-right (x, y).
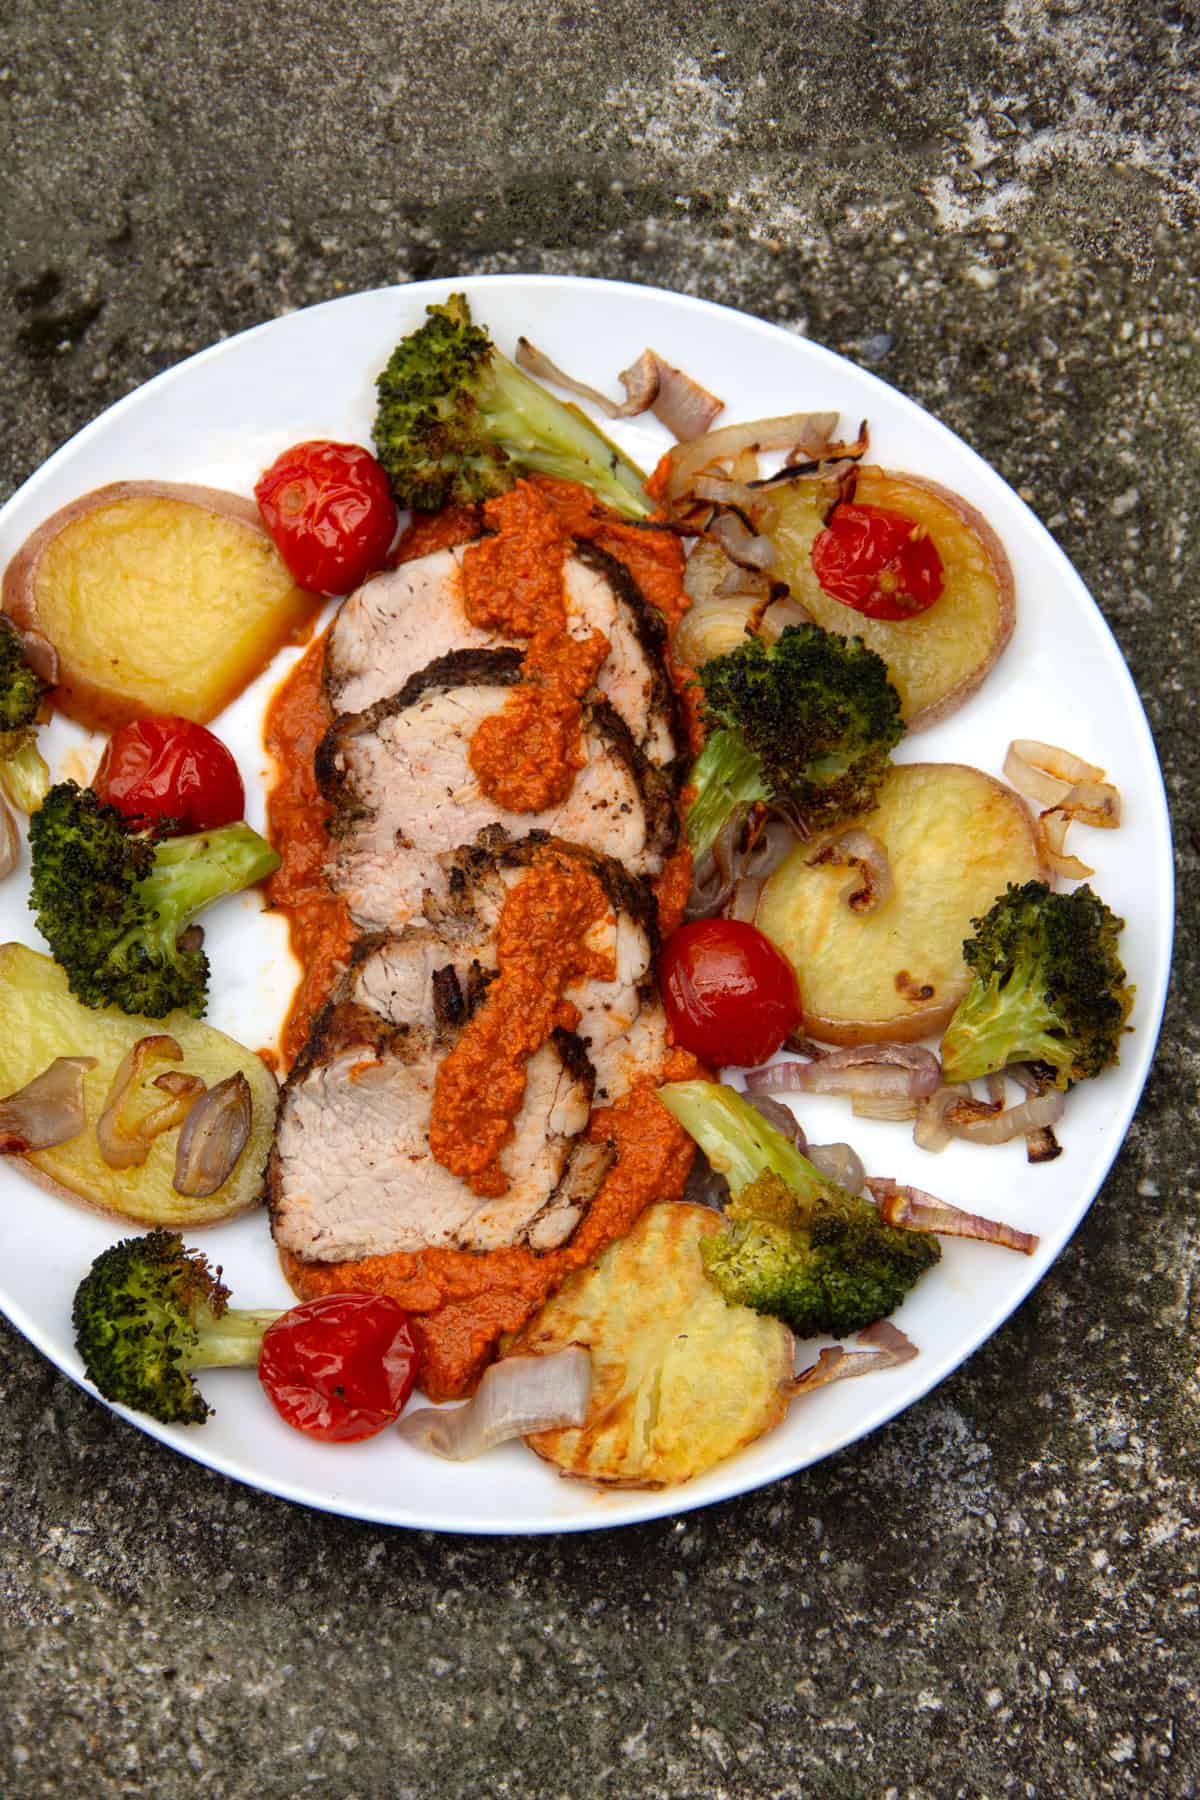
top-left (686, 624), bottom-right (905, 858)
top-left (939, 880), bottom-right (1133, 1088)
top-left (29, 781), bottom-right (280, 1018)
top-left (73, 1230), bottom-right (284, 1424)
top-left (0, 615), bottom-right (50, 812)
top-left (373, 292), bottom-right (652, 519)
top-left (659, 1080), bottom-right (939, 1337)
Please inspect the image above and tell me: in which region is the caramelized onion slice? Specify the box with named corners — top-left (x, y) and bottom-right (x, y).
top-left (397, 1347), bottom-right (592, 1460)
top-left (0, 1056), bottom-right (96, 1154)
top-left (515, 337), bottom-right (622, 416)
top-left (868, 1178), bottom-right (1040, 1254)
top-left (621, 349), bottom-right (724, 440)
top-left (665, 412), bottom-right (840, 504)
top-left (96, 1035), bottom-right (205, 1170)
top-left (173, 1072), bottom-right (252, 1197)
top-left (789, 1320), bottom-right (918, 1396)
top-left (808, 829), bottom-right (893, 914)
top-left (1004, 739), bottom-right (1107, 806)
top-left (16, 624), bottom-right (59, 686)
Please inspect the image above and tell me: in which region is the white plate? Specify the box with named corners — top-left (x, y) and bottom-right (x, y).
top-left (0, 277), bottom-right (1174, 1534)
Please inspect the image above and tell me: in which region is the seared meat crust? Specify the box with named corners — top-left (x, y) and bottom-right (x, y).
top-left (318, 653), bottom-right (676, 932)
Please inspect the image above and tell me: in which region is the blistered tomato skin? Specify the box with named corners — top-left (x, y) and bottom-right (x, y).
top-left (811, 502), bottom-right (945, 621)
top-left (93, 716), bottom-right (245, 832)
top-left (255, 440), bottom-right (398, 597)
top-left (258, 1293), bottom-right (420, 1442)
top-left (660, 919), bottom-right (801, 1068)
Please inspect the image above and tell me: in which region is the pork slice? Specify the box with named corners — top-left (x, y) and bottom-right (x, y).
top-left (319, 652), bottom-right (676, 932)
top-left (324, 547), bottom-right (485, 716)
top-left (590, 999), bottom-right (673, 1108)
top-left (423, 832), bottom-right (660, 1065)
top-left (565, 542), bottom-right (679, 769)
top-left (324, 540), bottom-right (680, 768)
top-left (268, 1003), bottom-right (606, 1261)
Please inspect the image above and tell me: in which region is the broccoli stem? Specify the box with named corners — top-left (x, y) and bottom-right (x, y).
top-left (479, 353), bottom-right (653, 520)
top-left (939, 963), bottom-right (1075, 1084)
top-left (685, 728), bottom-right (771, 860)
top-left (0, 738), bottom-right (50, 814)
top-left (185, 1308), bottom-right (284, 1369)
top-left (658, 1080), bottom-right (826, 1205)
top-left (132, 824), bottom-right (281, 944)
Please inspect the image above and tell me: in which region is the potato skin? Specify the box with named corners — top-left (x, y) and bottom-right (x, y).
top-left (755, 762), bottom-right (1046, 1047)
top-left (516, 1202), bottom-right (795, 1489)
top-left (0, 942), bottom-right (277, 1227)
top-left (2, 481), bottom-right (316, 731)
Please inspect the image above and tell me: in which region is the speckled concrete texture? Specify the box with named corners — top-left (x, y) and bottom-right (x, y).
top-left (1, 3), bottom-right (1197, 1795)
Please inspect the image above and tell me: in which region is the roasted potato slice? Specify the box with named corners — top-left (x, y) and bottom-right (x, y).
top-left (761, 467), bottom-right (1015, 728)
top-left (0, 942), bottom-right (277, 1225)
top-left (755, 762), bottom-right (1045, 1045)
top-left (2, 482), bottom-right (319, 731)
top-left (516, 1202), bottom-right (794, 1488)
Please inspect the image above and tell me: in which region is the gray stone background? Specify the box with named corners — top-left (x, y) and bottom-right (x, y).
top-left (1, 2), bottom-right (1196, 1795)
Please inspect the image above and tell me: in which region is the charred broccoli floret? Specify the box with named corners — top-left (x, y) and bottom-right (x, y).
top-left (0, 615), bottom-right (50, 812)
top-left (373, 292), bottom-right (651, 518)
top-left (686, 624), bottom-right (905, 858)
top-left (939, 880), bottom-right (1133, 1088)
top-left (29, 781), bottom-right (280, 1018)
top-left (73, 1230), bottom-right (284, 1424)
top-left (659, 1081), bottom-right (939, 1337)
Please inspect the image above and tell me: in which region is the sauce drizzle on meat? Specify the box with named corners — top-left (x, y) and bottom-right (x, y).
top-left (430, 854), bottom-right (614, 1195)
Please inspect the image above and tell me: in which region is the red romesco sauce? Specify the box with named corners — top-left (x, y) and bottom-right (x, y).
top-left (266, 476), bottom-right (700, 1400)
top-left (279, 1048), bottom-right (702, 1402)
top-left (429, 854), bottom-right (615, 1196)
top-left (264, 633), bottom-right (355, 1067)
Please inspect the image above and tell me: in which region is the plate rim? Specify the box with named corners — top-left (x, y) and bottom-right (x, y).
top-left (0, 273), bottom-right (1176, 1534)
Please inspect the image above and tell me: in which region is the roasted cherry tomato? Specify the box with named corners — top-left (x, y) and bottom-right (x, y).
top-left (93, 716), bottom-right (245, 833)
top-left (258, 1293), bottom-right (420, 1443)
top-left (811, 502), bottom-right (945, 620)
top-left (660, 919), bottom-right (801, 1068)
top-left (254, 439), bottom-right (398, 596)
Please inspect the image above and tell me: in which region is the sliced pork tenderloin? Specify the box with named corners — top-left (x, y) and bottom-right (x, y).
top-left (324, 539), bottom-right (680, 768)
top-left (269, 998), bottom-right (607, 1262)
top-left (318, 651), bottom-right (676, 932)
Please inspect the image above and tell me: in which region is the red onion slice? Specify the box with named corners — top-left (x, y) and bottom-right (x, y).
top-left (628, 350), bottom-right (724, 441)
top-left (705, 511), bottom-right (777, 570)
top-left (949, 1089), bottom-right (1065, 1145)
top-left (396, 1347), bottom-right (592, 1460)
top-left (913, 1083), bottom-right (972, 1152)
top-left (868, 1179), bottom-right (1040, 1254)
top-left (173, 1072), bottom-right (252, 1197)
top-left (515, 338), bottom-right (622, 417)
top-left (790, 1320), bottom-right (918, 1395)
top-left (513, 340), bottom-right (723, 440)
top-left (0, 1056), bottom-right (96, 1154)
top-left (746, 1044), bottom-right (941, 1106)
top-left (805, 1141), bottom-right (866, 1194)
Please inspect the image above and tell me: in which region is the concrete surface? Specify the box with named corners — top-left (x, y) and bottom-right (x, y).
top-left (1, 2), bottom-right (1197, 1795)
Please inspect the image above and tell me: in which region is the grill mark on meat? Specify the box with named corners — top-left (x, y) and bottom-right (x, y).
top-left (569, 539), bottom-right (682, 772)
top-left (318, 661), bottom-right (677, 932)
top-left (324, 539), bottom-right (681, 769)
